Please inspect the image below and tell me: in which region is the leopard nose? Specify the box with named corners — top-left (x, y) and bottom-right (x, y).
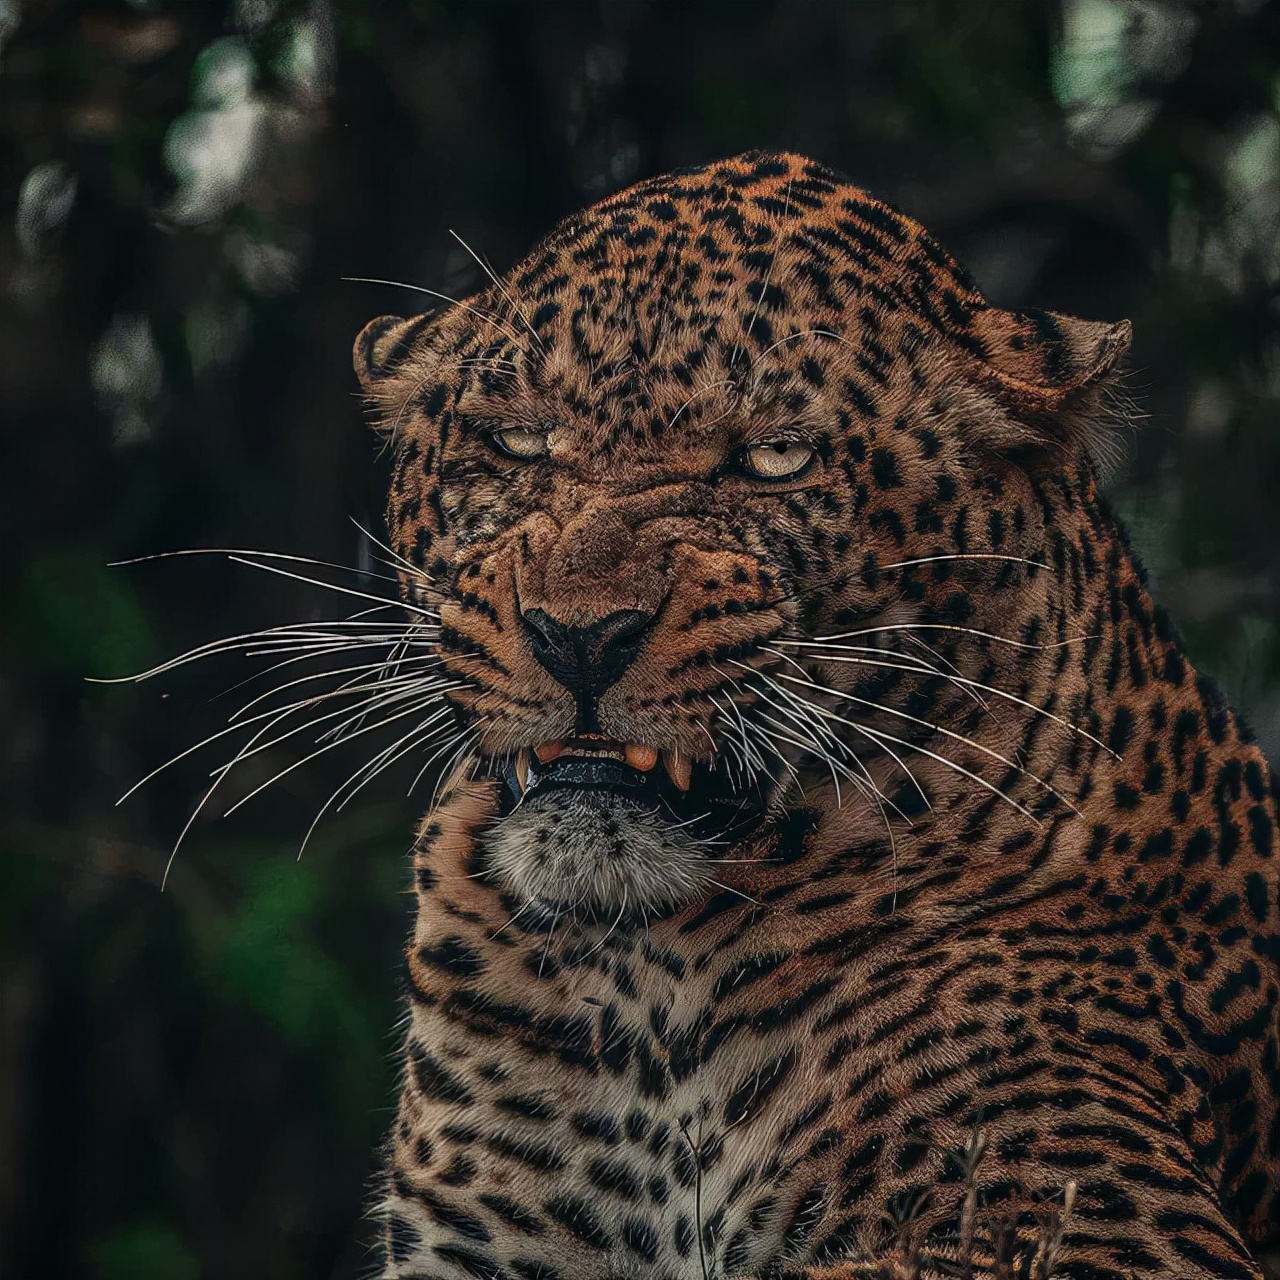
top-left (520, 607), bottom-right (654, 698)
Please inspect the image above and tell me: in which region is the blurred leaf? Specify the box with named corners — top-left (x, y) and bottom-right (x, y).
top-left (88, 1222), bottom-right (200, 1280)
top-left (11, 551), bottom-right (157, 679)
top-left (204, 854), bottom-right (369, 1049)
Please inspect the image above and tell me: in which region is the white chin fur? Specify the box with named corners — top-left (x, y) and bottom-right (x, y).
top-left (480, 789), bottom-right (709, 919)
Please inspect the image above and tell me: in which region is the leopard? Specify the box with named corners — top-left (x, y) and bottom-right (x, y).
top-left (351, 152), bottom-right (1279, 1280)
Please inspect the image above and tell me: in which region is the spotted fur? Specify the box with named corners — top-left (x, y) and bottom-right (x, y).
top-left (354, 153), bottom-right (1279, 1280)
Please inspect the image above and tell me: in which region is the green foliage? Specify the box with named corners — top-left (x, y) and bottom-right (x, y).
top-left (88, 1222), bottom-right (201, 1280)
top-left (12, 551), bottom-right (157, 680)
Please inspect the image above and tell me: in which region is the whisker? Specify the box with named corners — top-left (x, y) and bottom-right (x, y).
top-left (877, 553), bottom-right (1051, 573)
top-left (490, 897), bottom-right (539, 942)
top-left (108, 545), bottom-right (404, 585)
top-left (705, 876), bottom-right (765, 909)
top-left (802, 621), bottom-right (1094, 651)
top-left (729, 673), bottom-right (849, 805)
top-left (898, 631), bottom-right (990, 711)
top-left (427, 729), bottom-right (487, 809)
top-left (341, 275), bottom-right (525, 347)
top-left (408, 725), bottom-right (479, 798)
top-left (774, 644), bottom-right (1113, 757)
top-left (752, 327), bottom-right (846, 363)
top-left (221, 694), bottom-right (455, 818)
top-left (732, 713), bottom-right (807, 802)
top-left (666, 379), bottom-right (736, 434)
top-left (159, 686), bottom-right (322, 888)
top-left (798, 691), bottom-right (1041, 824)
top-left (230, 681), bottom-right (460, 781)
top-left (768, 666), bottom-right (1076, 814)
top-left (706, 691), bottom-right (770, 788)
top-left (350, 518), bottom-right (442, 597)
top-left (539, 904), bottom-right (562, 978)
top-left (91, 618), bottom-right (429, 685)
top-left (738, 663), bottom-right (925, 815)
top-left (228, 649), bottom-right (441, 722)
top-left (297, 711), bottom-right (458, 860)
top-left (116, 667), bottom-right (452, 804)
top-left (227, 555), bottom-right (435, 618)
top-left (577, 891), bottom-right (630, 962)
top-left (448, 228), bottom-right (546, 352)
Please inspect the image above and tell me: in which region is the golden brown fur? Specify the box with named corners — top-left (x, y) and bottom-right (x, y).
top-left (354, 153), bottom-right (1279, 1280)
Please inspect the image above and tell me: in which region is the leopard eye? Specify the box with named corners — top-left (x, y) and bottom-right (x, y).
top-left (489, 426), bottom-right (549, 460)
top-left (741, 441), bottom-right (815, 480)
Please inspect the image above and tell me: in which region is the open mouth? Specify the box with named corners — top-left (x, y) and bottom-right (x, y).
top-left (496, 734), bottom-right (774, 839)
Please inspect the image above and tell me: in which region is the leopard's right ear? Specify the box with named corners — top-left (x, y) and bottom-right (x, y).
top-left (353, 312), bottom-right (437, 394)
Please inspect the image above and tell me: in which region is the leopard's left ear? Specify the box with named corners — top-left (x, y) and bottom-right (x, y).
top-left (353, 312), bottom-right (438, 395)
top-left (969, 306), bottom-right (1132, 413)
top-left (958, 307), bottom-right (1133, 472)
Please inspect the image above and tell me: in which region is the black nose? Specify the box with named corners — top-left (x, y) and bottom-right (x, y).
top-left (520, 607), bottom-right (654, 705)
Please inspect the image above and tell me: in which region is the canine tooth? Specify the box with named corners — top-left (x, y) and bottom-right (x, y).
top-left (625, 743), bottom-right (659, 771)
top-left (663, 749), bottom-right (691, 792)
top-left (515, 747), bottom-right (531, 793)
top-left (534, 740), bottom-right (563, 763)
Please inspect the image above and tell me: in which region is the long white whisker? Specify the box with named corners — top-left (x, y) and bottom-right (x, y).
top-left (221, 695), bottom-right (453, 817)
top-left (877, 553), bottom-right (1051, 573)
top-left (448, 228), bottom-right (546, 352)
top-left (855, 716), bottom-right (1042, 822)
top-left (425, 726), bottom-right (488, 808)
top-left (802, 622), bottom-right (1092, 651)
top-left (779, 686), bottom-right (1042, 823)
top-left (753, 328), bottom-right (845, 363)
top-left (741, 663), bottom-right (926, 814)
top-left (776, 645), bottom-right (1112, 757)
top-left (335, 709), bottom-right (455, 813)
top-left (296, 710), bottom-right (457, 860)
top-left (91, 618), bottom-right (428, 685)
top-left (407, 727), bottom-right (474, 798)
top-left (666, 379), bottom-right (735, 434)
top-left (116, 667), bottom-right (452, 804)
top-left (227, 556), bottom-right (435, 618)
top-left (350, 518), bottom-right (439, 593)
top-left (728, 672), bottom-right (848, 805)
top-left (108, 545), bottom-right (404, 585)
top-left (578, 891), bottom-right (630, 962)
top-left (705, 876), bottom-right (764, 909)
top-left (776, 636), bottom-right (987, 713)
top-left (159, 689), bottom-right (317, 889)
top-left (768, 666), bottom-right (1075, 813)
top-left (217, 676), bottom-right (464, 778)
top-left (228, 650), bottom-right (441, 722)
top-left (342, 275), bottom-right (526, 347)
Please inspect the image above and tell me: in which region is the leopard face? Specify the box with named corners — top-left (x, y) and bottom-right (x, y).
top-left (354, 152), bottom-right (1132, 923)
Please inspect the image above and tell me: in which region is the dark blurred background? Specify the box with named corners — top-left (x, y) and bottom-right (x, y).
top-left (1, 2), bottom-right (1277, 1278)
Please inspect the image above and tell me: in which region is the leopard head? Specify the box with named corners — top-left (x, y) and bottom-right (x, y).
top-left (354, 152), bottom-right (1131, 922)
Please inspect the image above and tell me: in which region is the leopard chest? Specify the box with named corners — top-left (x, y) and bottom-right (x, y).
top-left (393, 941), bottom-right (842, 1280)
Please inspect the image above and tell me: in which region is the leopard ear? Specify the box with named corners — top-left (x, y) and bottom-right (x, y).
top-left (353, 312), bottom-right (438, 393)
top-left (957, 307), bottom-right (1134, 473)
top-left (969, 306), bottom-right (1132, 414)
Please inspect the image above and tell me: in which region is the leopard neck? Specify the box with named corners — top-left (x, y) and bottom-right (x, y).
top-left (735, 461), bottom-right (1254, 917)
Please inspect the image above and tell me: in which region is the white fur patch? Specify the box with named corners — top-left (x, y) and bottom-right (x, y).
top-left (481, 789), bottom-right (711, 919)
